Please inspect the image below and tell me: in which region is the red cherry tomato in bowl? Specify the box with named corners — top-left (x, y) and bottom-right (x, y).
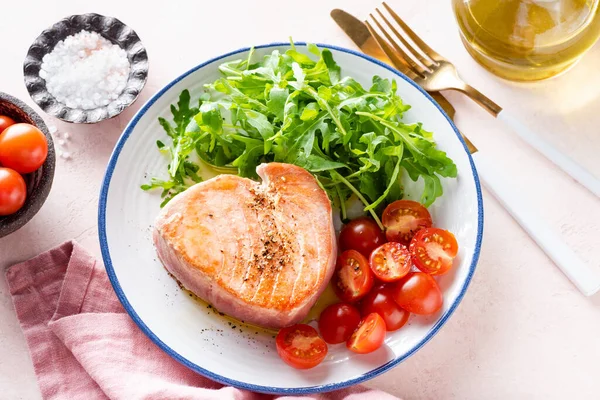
top-left (318, 303), bottom-right (361, 344)
top-left (392, 272), bottom-right (443, 315)
top-left (333, 250), bottom-right (374, 303)
top-left (0, 167), bottom-right (27, 216)
top-left (0, 115), bottom-right (16, 133)
top-left (382, 200), bottom-right (432, 245)
top-left (369, 242), bottom-right (411, 282)
top-left (360, 285), bottom-right (409, 331)
top-left (275, 324), bottom-right (328, 369)
top-left (0, 123), bottom-right (48, 174)
top-left (339, 217), bottom-right (386, 257)
top-left (346, 312), bottom-right (386, 354)
top-left (410, 228), bottom-right (458, 275)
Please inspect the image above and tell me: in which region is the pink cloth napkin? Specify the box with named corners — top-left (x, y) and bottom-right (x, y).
top-left (6, 241), bottom-right (399, 400)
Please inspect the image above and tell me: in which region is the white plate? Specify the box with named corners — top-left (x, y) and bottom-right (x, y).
top-left (99, 43), bottom-right (483, 394)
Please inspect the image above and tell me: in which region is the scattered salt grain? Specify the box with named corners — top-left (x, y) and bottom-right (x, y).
top-left (40, 30), bottom-right (130, 110)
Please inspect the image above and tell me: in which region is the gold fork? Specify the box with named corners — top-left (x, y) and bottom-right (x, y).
top-left (366, 2), bottom-right (600, 199)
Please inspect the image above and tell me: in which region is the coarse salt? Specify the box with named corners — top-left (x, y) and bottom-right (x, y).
top-left (40, 30), bottom-right (130, 110)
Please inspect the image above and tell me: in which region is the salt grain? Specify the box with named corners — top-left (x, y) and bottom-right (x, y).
top-left (40, 30), bottom-right (130, 110)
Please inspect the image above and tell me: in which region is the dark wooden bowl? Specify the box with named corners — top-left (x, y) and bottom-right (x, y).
top-left (23, 13), bottom-right (149, 124)
top-left (0, 92), bottom-right (55, 238)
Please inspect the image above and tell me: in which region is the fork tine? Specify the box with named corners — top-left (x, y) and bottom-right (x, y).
top-left (364, 20), bottom-right (420, 80)
top-left (382, 2), bottom-right (443, 63)
top-left (375, 8), bottom-right (433, 68)
top-left (368, 14), bottom-right (427, 77)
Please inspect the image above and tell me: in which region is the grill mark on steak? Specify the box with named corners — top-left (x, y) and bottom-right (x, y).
top-left (243, 190), bottom-right (271, 300)
top-left (235, 189), bottom-right (262, 297)
top-left (236, 190), bottom-right (260, 296)
top-left (259, 175), bottom-right (324, 306)
top-left (261, 190), bottom-right (304, 308)
top-left (311, 189), bottom-right (327, 293)
top-left (247, 186), bottom-right (298, 306)
top-left (288, 200), bottom-right (312, 304)
top-left (216, 185), bottom-right (251, 289)
top-left (266, 189), bottom-right (306, 306)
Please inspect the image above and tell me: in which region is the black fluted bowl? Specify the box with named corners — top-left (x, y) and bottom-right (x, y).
top-left (0, 92), bottom-right (55, 238)
top-left (23, 13), bottom-right (149, 124)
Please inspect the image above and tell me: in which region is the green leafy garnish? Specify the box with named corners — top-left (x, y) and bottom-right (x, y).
top-left (142, 43), bottom-right (457, 227)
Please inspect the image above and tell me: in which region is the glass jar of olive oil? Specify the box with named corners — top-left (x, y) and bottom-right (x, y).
top-left (453, 0), bottom-right (600, 81)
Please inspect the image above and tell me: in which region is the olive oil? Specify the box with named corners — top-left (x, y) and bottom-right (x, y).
top-left (303, 283), bottom-right (340, 323)
top-left (181, 280), bottom-right (339, 333)
top-left (182, 287), bottom-right (279, 335)
top-left (453, 0), bottom-right (600, 81)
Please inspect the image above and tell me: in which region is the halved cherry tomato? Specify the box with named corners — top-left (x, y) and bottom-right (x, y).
top-left (275, 324), bottom-right (328, 369)
top-left (382, 200), bottom-right (432, 245)
top-left (0, 115), bottom-right (16, 134)
top-left (333, 250), bottom-right (374, 303)
top-left (369, 242), bottom-right (411, 282)
top-left (0, 123), bottom-right (48, 174)
top-left (360, 285), bottom-right (410, 331)
top-left (339, 217), bottom-right (386, 257)
top-left (0, 167), bottom-right (27, 216)
top-left (318, 303), bottom-right (361, 344)
top-left (346, 312), bottom-right (386, 354)
top-left (410, 228), bottom-right (458, 275)
top-left (392, 272), bottom-right (443, 315)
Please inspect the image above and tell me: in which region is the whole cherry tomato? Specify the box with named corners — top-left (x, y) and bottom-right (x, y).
top-left (360, 284), bottom-right (410, 331)
top-left (392, 272), bottom-right (443, 315)
top-left (318, 303), bottom-right (361, 344)
top-left (339, 217), bottom-right (386, 257)
top-left (0, 123), bottom-right (48, 174)
top-left (0, 167), bottom-right (27, 216)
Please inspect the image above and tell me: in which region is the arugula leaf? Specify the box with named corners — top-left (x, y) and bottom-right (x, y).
top-left (240, 109), bottom-right (274, 153)
top-left (300, 102), bottom-right (319, 121)
top-left (267, 87), bottom-right (288, 122)
top-left (355, 111), bottom-right (456, 206)
top-left (141, 177), bottom-right (188, 207)
top-left (143, 90), bottom-right (202, 204)
top-left (304, 155), bottom-right (346, 172)
top-left (143, 44), bottom-right (457, 222)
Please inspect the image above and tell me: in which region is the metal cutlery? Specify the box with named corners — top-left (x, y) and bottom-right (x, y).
top-left (331, 7), bottom-right (600, 296)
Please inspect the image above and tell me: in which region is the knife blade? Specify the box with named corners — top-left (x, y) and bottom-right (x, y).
top-left (330, 9), bottom-right (456, 121)
top-left (330, 9), bottom-right (390, 64)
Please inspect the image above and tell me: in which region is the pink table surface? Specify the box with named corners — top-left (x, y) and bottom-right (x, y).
top-left (1, 1), bottom-right (599, 399)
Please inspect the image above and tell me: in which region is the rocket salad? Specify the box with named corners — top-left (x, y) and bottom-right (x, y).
top-left (142, 43), bottom-right (457, 227)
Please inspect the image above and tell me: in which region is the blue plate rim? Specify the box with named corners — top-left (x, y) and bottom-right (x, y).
top-left (98, 42), bottom-right (484, 395)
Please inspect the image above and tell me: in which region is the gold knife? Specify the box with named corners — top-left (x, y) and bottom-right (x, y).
top-left (330, 9), bottom-right (476, 152)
